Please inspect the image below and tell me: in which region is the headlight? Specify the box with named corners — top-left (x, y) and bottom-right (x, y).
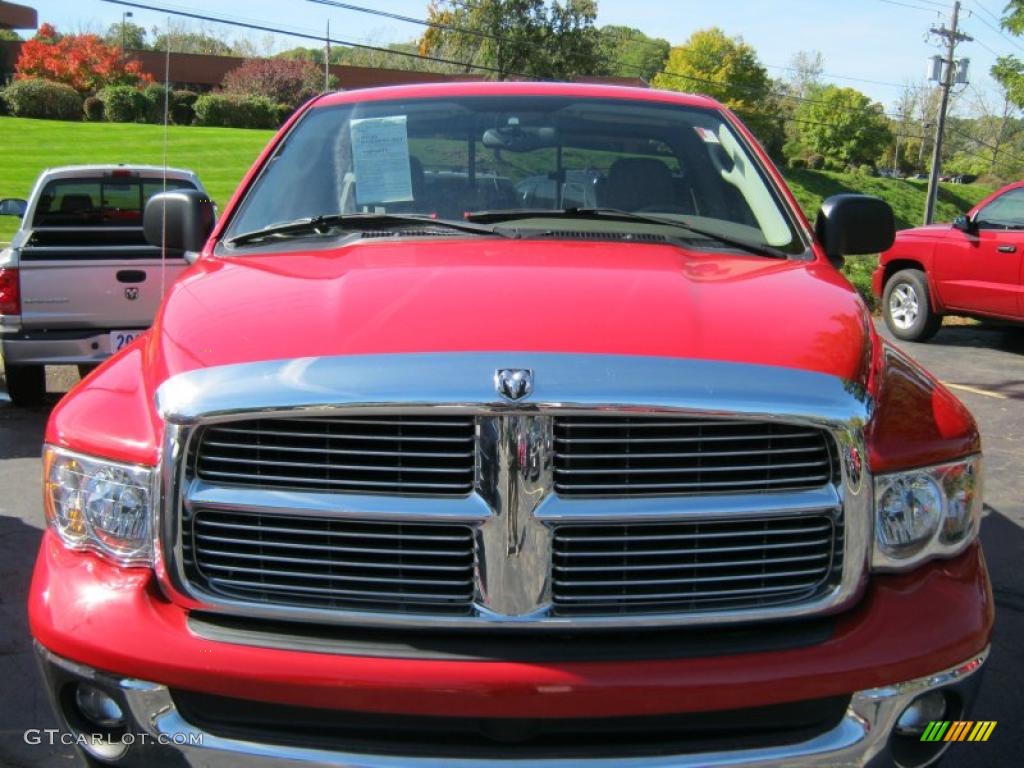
top-left (873, 455), bottom-right (982, 571)
top-left (43, 445), bottom-right (156, 566)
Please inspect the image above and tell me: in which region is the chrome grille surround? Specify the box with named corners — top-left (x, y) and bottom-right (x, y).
top-left (157, 352), bottom-right (872, 629)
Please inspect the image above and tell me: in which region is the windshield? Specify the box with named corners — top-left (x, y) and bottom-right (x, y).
top-left (226, 96), bottom-right (806, 255)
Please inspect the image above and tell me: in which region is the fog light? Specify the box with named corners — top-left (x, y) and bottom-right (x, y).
top-left (895, 691), bottom-right (947, 736)
top-left (74, 684), bottom-right (125, 729)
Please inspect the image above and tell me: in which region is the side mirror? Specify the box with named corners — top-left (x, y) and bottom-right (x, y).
top-left (143, 190), bottom-right (215, 257)
top-left (0, 198), bottom-right (27, 218)
top-left (952, 213), bottom-right (977, 234)
top-left (814, 194), bottom-right (895, 269)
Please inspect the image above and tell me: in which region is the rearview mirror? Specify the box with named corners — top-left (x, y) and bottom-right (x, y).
top-left (0, 198), bottom-right (27, 218)
top-left (143, 190), bottom-right (215, 256)
top-left (482, 125), bottom-right (558, 153)
top-left (815, 194), bottom-right (895, 268)
top-left (952, 213), bottom-right (976, 234)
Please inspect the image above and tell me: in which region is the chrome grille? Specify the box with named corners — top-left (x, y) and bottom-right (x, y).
top-left (183, 510), bottom-right (475, 615)
top-left (552, 513), bottom-right (843, 615)
top-left (195, 416), bottom-right (475, 496)
top-left (554, 417), bottom-right (835, 496)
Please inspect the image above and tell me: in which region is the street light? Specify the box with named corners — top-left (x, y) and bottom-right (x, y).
top-left (121, 11), bottom-right (133, 53)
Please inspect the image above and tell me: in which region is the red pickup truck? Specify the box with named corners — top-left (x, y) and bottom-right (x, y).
top-left (874, 180), bottom-right (1024, 340)
top-left (29, 82), bottom-right (990, 768)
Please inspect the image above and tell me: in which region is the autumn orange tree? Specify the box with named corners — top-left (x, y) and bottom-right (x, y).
top-left (16, 23), bottom-right (151, 94)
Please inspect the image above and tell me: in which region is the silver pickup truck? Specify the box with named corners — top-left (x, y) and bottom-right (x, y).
top-left (0, 165), bottom-right (207, 405)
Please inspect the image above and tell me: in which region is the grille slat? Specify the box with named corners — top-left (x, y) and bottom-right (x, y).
top-left (195, 415), bottom-right (476, 496)
top-left (195, 532), bottom-right (470, 558)
top-left (554, 416), bottom-right (835, 498)
top-left (551, 538), bottom-right (832, 558)
top-left (552, 513), bottom-right (842, 615)
top-left (185, 510), bottom-right (476, 615)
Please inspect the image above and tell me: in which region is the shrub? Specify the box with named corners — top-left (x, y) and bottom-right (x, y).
top-left (16, 22), bottom-right (150, 93)
top-left (142, 83), bottom-right (170, 123)
top-left (3, 78), bottom-right (82, 120)
top-left (857, 164), bottom-right (874, 176)
top-left (194, 93), bottom-right (281, 129)
top-left (83, 95), bottom-right (104, 121)
top-left (170, 89), bottom-right (198, 125)
top-left (786, 157), bottom-right (807, 170)
top-left (100, 85), bottom-right (148, 122)
top-left (806, 154), bottom-right (824, 170)
top-left (841, 255), bottom-right (879, 312)
top-left (0, 90), bottom-right (7, 116)
top-left (221, 57), bottom-right (323, 109)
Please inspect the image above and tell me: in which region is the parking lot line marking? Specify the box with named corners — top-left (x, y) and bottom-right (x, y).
top-left (942, 382), bottom-right (1008, 400)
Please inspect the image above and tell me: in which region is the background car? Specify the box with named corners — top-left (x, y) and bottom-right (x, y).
top-left (874, 179), bottom-right (1024, 340)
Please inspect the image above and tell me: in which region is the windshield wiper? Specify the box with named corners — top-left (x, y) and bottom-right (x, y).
top-left (226, 212), bottom-right (506, 247)
top-left (464, 207), bottom-right (792, 259)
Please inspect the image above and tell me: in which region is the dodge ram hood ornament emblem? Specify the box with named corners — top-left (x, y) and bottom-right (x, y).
top-left (124, 287), bottom-right (139, 301)
top-left (495, 369), bottom-right (533, 401)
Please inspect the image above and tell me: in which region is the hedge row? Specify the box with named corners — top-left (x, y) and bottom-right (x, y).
top-left (0, 78), bottom-right (251, 127)
top-left (1, 78), bottom-right (82, 121)
top-left (193, 93), bottom-right (290, 129)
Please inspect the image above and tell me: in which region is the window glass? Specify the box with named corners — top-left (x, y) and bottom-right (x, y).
top-left (976, 188), bottom-right (1024, 229)
top-left (32, 177), bottom-right (195, 227)
top-left (227, 96), bottom-right (804, 254)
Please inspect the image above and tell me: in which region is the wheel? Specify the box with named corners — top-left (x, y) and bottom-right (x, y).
top-left (2, 363), bottom-right (46, 406)
top-left (883, 269), bottom-right (942, 341)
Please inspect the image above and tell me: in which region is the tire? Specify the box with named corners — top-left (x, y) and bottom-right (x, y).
top-left (3, 364), bottom-right (46, 406)
top-left (883, 269), bottom-right (942, 342)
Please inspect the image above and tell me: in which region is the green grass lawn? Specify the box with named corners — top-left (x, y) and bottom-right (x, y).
top-left (0, 116), bottom-right (274, 244)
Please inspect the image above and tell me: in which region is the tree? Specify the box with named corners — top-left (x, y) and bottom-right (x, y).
top-left (794, 85), bottom-right (892, 168)
top-left (151, 21), bottom-right (234, 56)
top-left (15, 23), bottom-right (151, 94)
top-left (419, 0), bottom-right (601, 80)
top-left (221, 58), bottom-right (329, 109)
top-left (0, 29), bottom-right (22, 42)
top-left (1001, 1), bottom-right (1024, 34)
top-left (104, 21), bottom-right (147, 51)
top-left (652, 28), bottom-right (783, 154)
top-left (596, 26), bottom-right (669, 82)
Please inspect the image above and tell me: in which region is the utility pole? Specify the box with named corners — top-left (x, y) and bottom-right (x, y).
top-left (923, 1), bottom-right (971, 225)
top-left (325, 20), bottom-right (331, 91)
top-left (120, 10), bottom-right (133, 61)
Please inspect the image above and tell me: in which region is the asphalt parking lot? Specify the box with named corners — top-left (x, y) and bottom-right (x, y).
top-left (0, 322), bottom-right (1021, 767)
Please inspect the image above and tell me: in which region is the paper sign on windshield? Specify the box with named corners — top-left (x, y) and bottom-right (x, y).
top-left (350, 116), bottom-right (414, 205)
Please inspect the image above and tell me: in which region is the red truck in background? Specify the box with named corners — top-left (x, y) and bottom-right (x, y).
top-left (874, 180), bottom-right (1024, 340)
top-left (28, 82), bottom-right (991, 767)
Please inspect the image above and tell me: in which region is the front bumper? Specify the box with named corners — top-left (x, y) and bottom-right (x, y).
top-left (30, 531), bottom-right (994, 764)
top-left (0, 328), bottom-right (142, 365)
top-left (36, 643), bottom-right (988, 767)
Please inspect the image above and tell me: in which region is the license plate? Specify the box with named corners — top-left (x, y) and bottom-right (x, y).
top-left (110, 330), bottom-right (140, 352)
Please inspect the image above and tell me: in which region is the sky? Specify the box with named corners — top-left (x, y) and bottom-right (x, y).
top-left (16, 0), bottom-right (1024, 115)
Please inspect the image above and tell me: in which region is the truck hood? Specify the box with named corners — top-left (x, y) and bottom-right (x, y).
top-left (893, 223), bottom-right (951, 241)
top-left (148, 238), bottom-right (871, 386)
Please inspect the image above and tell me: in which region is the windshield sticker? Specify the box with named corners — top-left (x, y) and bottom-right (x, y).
top-left (350, 116), bottom-right (414, 204)
top-left (694, 127), bottom-right (720, 144)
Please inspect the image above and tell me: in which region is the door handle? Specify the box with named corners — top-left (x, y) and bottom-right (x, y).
top-left (116, 270), bottom-right (147, 283)
top-left (997, 244), bottom-right (1017, 253)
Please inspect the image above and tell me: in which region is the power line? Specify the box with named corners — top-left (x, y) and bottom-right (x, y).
top-left (100, 0), bottom-right (531, 78)
top-left (764, 63), bottom-right (910, 90)
top-left (963, 5), bottom-right (1024, 54)
top-left (876, 0), bottom-right (944, 14)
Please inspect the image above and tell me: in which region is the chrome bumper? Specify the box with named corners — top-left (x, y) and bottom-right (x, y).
top-left (0, 329), bottom-right (136, 365)
top-left (36, 643), bottom-right (988, 768)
